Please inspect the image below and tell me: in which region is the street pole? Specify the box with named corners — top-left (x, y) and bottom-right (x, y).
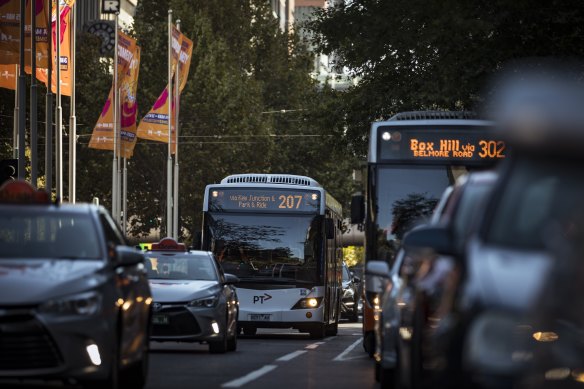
top-left (30, 0), bottom-right (38, 186)
top-left (166, 9), bottom-right (173, 238)
top-left (172, 20), bottom-right (181, 239)
top-left (13, 64), bottom-right (18, 159)
top-left (55, 0), bottom-right (63, 199)
top-left (123, 157), bottom-right (127, 234)
top-left (112, 13), bottom-right (119, 221)
top-left (68, 2), bottom-right (76, 202)
top-left (18, 0), bottom-right (26, 180)
top-left (45, 0), bottom-right (53, 192)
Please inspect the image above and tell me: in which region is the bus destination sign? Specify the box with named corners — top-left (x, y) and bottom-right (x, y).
top-left (378, 126), bottom-right (506, 164)
top-left (209, 188), bottom-right (320, 213)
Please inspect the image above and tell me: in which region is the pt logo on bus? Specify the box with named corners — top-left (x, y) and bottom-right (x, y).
top-left (253, 293), bottom-right (272, 304)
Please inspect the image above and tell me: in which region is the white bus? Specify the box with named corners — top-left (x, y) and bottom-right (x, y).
top-left (201, 174), bottom-right (343, 339)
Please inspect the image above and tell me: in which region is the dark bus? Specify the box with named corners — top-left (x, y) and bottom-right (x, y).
top-left (351, 111), bottom-right (506, 355)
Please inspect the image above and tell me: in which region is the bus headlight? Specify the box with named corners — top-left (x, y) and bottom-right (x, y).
top-left (292, 297), bottom-right (323, 309)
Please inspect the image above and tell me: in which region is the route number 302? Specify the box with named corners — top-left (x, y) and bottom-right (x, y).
top-left (478, 140), bottom-right (506, 158)
top-left (279, 195), bottom-right (303, 209)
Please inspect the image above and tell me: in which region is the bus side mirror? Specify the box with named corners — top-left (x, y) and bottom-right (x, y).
top-left (325, 218), bottom-right (335, 239)
top-left (351, 193), bottom-right (365, 224)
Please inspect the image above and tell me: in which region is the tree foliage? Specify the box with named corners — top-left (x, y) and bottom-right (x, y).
top-left (307, 0), bottom-right (584, 156)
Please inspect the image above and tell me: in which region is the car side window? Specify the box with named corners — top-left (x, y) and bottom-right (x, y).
top-left (211, 254), bottom-right (226, 283)
top-left (99, 213), bottom-right (125, 246)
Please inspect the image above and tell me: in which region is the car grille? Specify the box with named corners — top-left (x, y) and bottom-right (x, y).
top-left (0, 312), bottom-right (63, 370)
top-left (152, 306), bottom-right (201, 337)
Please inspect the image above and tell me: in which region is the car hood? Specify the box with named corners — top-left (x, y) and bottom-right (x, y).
top-left (464, 240), bottom-right (552, 311)
top-left (149, 279), bottom-right (219, 303)
top-left (0, 259), bottom-right (105, 305)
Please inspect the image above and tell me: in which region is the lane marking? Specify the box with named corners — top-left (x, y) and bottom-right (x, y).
top-left (276, 350), bottom-right (307, 362)
top-left (221, 365), bottom-right (278, 388)
top-left (333, 337), bottom-right (363, 361)
top-left (305, 341), bottom-right (325, 350)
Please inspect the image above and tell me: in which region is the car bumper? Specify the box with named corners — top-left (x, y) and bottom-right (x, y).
top-left (0, 308), bottom-right (117, 382)
top-left (150, 302), bottom-right (225, 342)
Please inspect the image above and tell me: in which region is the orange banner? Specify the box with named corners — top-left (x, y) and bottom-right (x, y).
top-left (137, 28), bottom-right (192, 154)
top-left (0, 64), bottom-right (17, 89)
top-left (178, 34), bottom-right (193, 92)
top-left (89, 33), bottom-right (140, 159)
top-left (31, 1), bottom-right (73, 95)
top-left (0, 0), bottom-right (50, 67)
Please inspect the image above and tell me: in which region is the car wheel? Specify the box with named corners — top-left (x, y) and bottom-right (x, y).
top-left (120, 331), bottom-right (149, 388)
top-left (209, 332), bottom-right (228, 354)
top-left (309, 323), bottom-right (326, 339)
top-left (227, 314), bottom-right (237, 351)
top-left (363, 331), bottom-right (375, 357)
top-left (379, 365), bottom-right (397, 389)
top-left (242, 326), bottom-right (257, 336)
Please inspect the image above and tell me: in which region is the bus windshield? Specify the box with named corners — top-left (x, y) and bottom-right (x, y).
top-left (206, 213), bottom-right (321, 284)
top-left (373, 165), bottom-right (466, 261)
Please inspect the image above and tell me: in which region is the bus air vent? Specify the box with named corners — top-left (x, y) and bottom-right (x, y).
top-left (390, 111), bottom-right (478, 121)
top-left (221, 174), bottom-right (320, 187)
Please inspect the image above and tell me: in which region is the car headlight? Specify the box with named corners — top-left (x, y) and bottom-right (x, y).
top-left (39, 291), bottom-right (102, 316)
top-left (188, 294), bottom-right (220, 308)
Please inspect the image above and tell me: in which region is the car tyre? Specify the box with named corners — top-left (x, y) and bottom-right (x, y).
top-left (379, 365), bottom-right (397, 389)
top-left (227, 314), bottom-right (237, 351)
top-left (120, 330), bottom-right (149, 388)
top-left (209, 332), bottom-right (228, 354)
top-left (363, 331), bottom-right (375, 357)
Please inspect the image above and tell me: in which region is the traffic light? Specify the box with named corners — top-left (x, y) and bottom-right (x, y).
top-left (0, 159), bottom-right (18, 185)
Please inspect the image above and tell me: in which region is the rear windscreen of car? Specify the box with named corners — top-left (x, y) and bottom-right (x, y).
top-left (145, 254), bottom-right (218, 281)
top-left (0, 211), bottom-right (101, 259)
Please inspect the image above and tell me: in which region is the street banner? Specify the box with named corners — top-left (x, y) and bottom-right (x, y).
top-left (178, 34), bottom-right (193, 93)
top-left (33, 0), bottom-right (74, 95)
top-left (0, 0), bottom-right (50, 67)
top-left (0, 64), bottom-right (16, 89)
top-left (137, 26), bottom-right (192, 153)
top-left (88, 32), bottom-right (139, 158)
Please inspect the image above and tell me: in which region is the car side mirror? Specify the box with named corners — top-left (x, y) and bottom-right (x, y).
top-left (115, 246), bottom-right (145, 267)
top-left (402, 226), bottom-right (458, 257)
top-left (350, 193), bottom-right (365, 224)
top-left (353, 276), bottom-right (361, 284)
top-left (224, 273), bottom-right (240, 284)
top-left (365, 260), bottom-right (391, 279)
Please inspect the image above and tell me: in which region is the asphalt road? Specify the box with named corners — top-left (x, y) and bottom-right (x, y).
top-left (146, 321), bottom-right (376, 389)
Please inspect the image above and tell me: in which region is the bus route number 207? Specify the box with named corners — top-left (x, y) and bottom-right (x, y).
top-left (279, 195), bottom-right (303, 209)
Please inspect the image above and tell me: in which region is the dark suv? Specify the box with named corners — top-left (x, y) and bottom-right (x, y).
top-left (0, 181), bottom-right (151, 389)
top-left (403, 71), bottom-right (584, 388)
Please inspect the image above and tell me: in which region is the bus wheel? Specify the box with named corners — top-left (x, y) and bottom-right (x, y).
top-left (325, 321), bottom-right (338, 336)
top-left (309, 323), bottom-right (326, 339)
top-left (242, 326), bottom-right (257, 336)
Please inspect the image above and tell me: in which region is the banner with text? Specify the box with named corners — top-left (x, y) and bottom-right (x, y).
top-left (0, 0), bottom-right (50, 67)
top-left (137, 26), bottom-right (192, 154)
top-left (0, 64), bottom-right (17, 90)
top-left (88, 31), bottom-right (139, 158)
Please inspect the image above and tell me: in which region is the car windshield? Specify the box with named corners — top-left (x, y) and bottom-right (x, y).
top-left (486, 157), bottom-right (584, 250)
top-left (0, 210), bottom-right (101, 259)
top-left (206, 213), bottom-right (321, 284)
top-left (145, 253), bottom-right (218, 281)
